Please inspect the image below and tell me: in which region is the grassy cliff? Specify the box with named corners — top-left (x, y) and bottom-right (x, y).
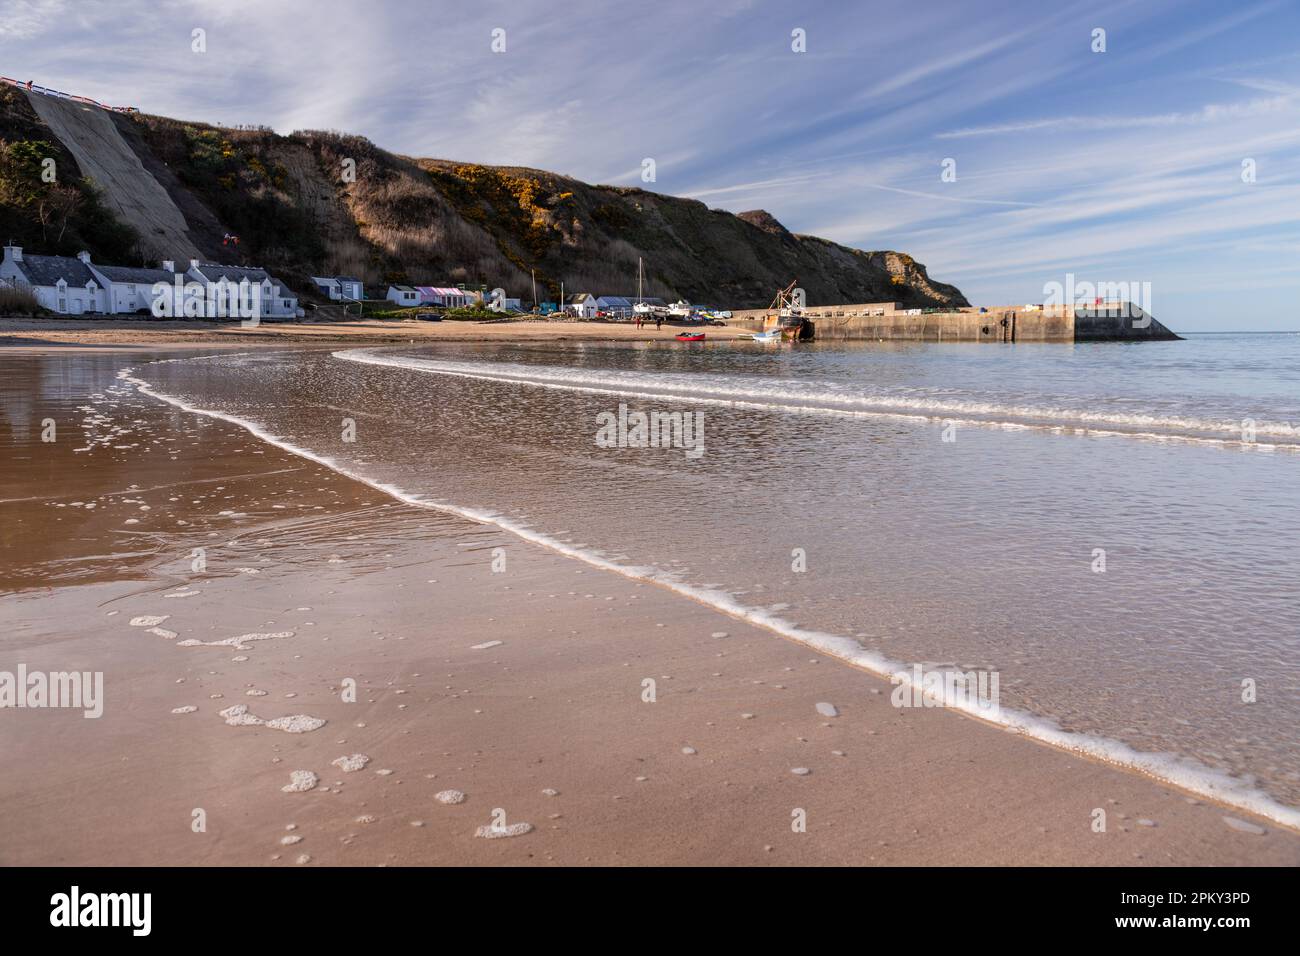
top-left (1, 90), bottom-right (967, 309)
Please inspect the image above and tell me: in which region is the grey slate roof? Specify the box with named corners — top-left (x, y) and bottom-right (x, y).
top-left (191, 263), bottom-right (275, 285)
top-left (93, 265), bottom-right (174, 284)
top-left (14, 254), bottom-right (99, 288)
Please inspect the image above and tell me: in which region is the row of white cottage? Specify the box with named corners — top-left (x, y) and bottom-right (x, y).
top-left (1, 244), bottom-right (300, 318)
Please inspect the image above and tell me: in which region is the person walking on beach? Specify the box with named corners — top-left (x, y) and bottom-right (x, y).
top-left (655, 316), bottom-right (662, 331)
top-left (635, 314), bottom-right (642, 329)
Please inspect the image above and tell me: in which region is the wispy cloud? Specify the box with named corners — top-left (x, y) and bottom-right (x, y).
top-left (936, 95), bottom-right (1297, 138)
top-left (0, 0), bottom-right (67, 39)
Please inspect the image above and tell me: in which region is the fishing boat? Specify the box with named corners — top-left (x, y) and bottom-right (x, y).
top-left (762, 280), bottom-right (814, 341)
top-left (667, 300), bottom-right (694, 318)
top-left (675, 331), bottom-right (706, 342)
top-left (750, 328), bottom-right (782, 343)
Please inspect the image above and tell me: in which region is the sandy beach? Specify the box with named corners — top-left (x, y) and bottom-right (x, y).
top-left (2, 343), bottom-right (1296, 867)
top-left (0, 316), bottom-right (751, 349)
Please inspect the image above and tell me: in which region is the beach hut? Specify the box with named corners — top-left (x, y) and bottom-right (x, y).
top-left (386, 285), bottom-right (420, 306)
top-left (566, 292), bottom-right (598, 318)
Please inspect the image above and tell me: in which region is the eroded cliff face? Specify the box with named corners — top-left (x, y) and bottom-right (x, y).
top-left (2, 91), bottom-right (968, 308)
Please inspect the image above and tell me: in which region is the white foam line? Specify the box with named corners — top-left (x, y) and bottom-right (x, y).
top-left (120, 363), bottom-right (1300, 831)
top-left (333, 349), bottom-right (1298, 452)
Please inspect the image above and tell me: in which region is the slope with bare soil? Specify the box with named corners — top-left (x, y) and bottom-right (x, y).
top-left (25, 92), bottom-right (200, 260)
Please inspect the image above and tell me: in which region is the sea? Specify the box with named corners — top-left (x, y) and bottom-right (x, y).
top-left (3, 331), bottom-right (1298, 823)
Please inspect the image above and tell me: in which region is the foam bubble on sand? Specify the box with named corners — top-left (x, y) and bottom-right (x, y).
top-left (541, 788), bottom-right (559, 797)
top-left (711, 631), bottom-right (729, 638)
top-left (282, 770), bottom-right (319, 793)
top-left (129, 615), bottom-right (169, 627)
top-left (246, 689), bottom-right (268, 697)
top-left (681, 746), bottom-right (697, 755)
top-left (355, 814), bottom-right (377, 824)
top-left (171, 705), bottom-right (197, 714)
top-left (1222, 816), bottom-right (1266, 835)
top-left (471, 640), bottom-right (504, 650)
top-left (332, 754), bottom-right (370, 772)
top-left (279, 834), bottom-right (303, 845)
top-left (435, 790), bottom-right (465, 804)
top-left (266, 715), bottom-right (326, 734)
top-left (165, 590), bottom-right (200, 599)
top-left (148, 627), bottom-right (178, 639)
top-left (475, 822), bottom-right (533, 839)
top-left (296, 854), bottom-right (311, 864)
top-left (791, 767), bottom-right (812, 776)
top-left (178, 631), bottom-right (294, 651)
top-left (375, 769), bottom-right (394, 776)
top-left (219, 704), bottom-right (262, 727)
top-left (816, 702), bottom-right (839, 717)
top-left (219, 704), bottom-right (325, 733)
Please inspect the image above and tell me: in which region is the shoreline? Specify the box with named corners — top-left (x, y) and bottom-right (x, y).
top-left (1, 349), bottom-right (1297, 864)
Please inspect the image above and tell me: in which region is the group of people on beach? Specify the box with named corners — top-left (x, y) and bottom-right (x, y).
top-left (634, 315), bottom-right (663, 330)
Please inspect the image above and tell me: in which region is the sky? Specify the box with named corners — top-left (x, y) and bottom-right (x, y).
top-left (3, 0), bottom-right (1300, 331)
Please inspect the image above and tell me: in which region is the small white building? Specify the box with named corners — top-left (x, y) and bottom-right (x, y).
top-left (0, 245), bottom-right (107, 315)
top-left (311, 275), bottom-right (365, 301)
top-left (566, 292), bottom-right (598, 318)
top-left (387, 285), bottom-right (420, 306)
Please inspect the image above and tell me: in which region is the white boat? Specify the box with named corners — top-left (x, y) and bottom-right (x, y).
top-left (751, 329), bottom-right (782, 343)
top-left (667, 300), bottom-right (693, 318)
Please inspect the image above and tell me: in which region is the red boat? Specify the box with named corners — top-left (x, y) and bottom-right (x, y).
top-left (675, 332), bottom-right (706, 342)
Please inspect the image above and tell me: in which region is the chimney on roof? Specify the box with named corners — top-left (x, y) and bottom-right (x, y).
top-left (162, 260), bottom-right (175, 273)
top-left (77, 250), bottom-right (91, 264)
top-left (4, 243), bottom-right (22, 263)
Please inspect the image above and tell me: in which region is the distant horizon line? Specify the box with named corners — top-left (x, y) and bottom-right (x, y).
top-left (1180, 330), bottom-right (1300, 335)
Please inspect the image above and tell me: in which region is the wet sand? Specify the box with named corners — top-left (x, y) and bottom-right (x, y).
top-left (0, 316), bottom-right (749, 348)
top-left (2, 348), bottom-right (1298, 866)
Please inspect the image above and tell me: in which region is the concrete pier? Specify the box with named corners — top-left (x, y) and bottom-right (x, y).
top-left (724, 301), bottom-right (1180, 342)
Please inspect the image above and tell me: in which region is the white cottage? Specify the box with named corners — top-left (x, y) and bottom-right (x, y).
top-left (186, 261), bottom-right (299, 318)
top-left (387, 285), bottom-right (420, 306)
top-left (566, 292), bottom-right (598, 318)
top-left (0, 245), bottom-right (107, 315)
top-left (88, 260), bottom-right (177, 314)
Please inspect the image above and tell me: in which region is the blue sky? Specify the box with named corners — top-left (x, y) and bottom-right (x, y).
top-left (4, 0), bottom-right (1299, 330)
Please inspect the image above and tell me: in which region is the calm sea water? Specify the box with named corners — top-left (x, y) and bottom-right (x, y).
top-left (17, 333), bottom-right (1300, 816)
